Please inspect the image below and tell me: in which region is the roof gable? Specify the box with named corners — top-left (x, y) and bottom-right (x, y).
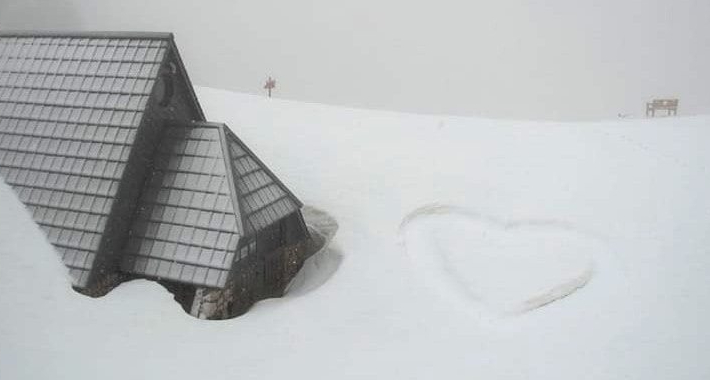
top-left (121, 122), bottom-right (303, 288)
top-left (121, 123), bottom-right (239, 287)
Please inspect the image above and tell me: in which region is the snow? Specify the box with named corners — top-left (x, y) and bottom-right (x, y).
top-left (286, 206), bottom-right (341, 297)
top-left (2, 86), bottom-right (710, 379)
top-left (400, 204), bottom-right (596, 316)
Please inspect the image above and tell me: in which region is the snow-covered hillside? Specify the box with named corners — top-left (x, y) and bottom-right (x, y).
top-left (1, 87), bottom-right (709, 379)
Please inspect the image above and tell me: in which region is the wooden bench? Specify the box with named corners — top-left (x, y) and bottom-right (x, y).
top-left (646, 99), bottom-right (678, 117)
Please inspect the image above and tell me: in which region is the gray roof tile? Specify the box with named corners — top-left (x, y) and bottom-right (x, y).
top-left (120, 123), bottom-right (240, 287)
top-left (120, 122), bottom-right (303, 288)
top-left (0, 34), bottom-right (169, 287)
top-left (1, 34), bottom-right (303, 291)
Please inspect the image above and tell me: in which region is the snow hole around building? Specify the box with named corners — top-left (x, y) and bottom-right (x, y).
top-left (399, 204), bottom-right (600, 317)
top-left (285, 205), bottom-right (342, 296)
top-left (73, 205), bottom-right (341, 319)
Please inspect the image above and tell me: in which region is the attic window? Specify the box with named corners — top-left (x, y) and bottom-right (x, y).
top-left (155, 62), bottom-right (177, 107)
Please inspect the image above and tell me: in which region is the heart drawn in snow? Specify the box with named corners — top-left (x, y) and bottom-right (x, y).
top-left (400, 205), bottom-right (597, 316)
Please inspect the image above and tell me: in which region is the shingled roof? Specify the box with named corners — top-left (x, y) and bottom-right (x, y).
top-left (0, 31), bottom-right (307, 292)
top-left (0, 31), bottom-right (204, 287)
top-left (121, 122), bottom-right (302, 288)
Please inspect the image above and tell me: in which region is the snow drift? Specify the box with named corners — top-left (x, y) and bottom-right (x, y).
top-left (1, 86), bottom-right (710, 380)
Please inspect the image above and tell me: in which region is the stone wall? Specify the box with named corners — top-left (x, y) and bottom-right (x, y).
top-left (76, 272), bottom-right (131, 297)
top-left (190, 239), bottom-right (308, 320)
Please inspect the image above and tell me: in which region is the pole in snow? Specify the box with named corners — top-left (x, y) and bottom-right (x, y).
top-left (264, 76), bottom-right (276, 98)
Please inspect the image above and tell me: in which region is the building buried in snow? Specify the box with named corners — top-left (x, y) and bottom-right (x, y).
top-left (0, 31), bottom-right (310, 319)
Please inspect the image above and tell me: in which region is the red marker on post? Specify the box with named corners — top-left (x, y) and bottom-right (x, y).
top-left (264, 76), bottom-right (276, 98)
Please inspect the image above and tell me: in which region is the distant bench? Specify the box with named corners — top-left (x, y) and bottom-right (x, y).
top-left (646, 99), bottom-right (678, 117)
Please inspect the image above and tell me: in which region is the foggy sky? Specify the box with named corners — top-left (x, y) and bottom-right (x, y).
top-left (1, 0), bottom-right (708, 120)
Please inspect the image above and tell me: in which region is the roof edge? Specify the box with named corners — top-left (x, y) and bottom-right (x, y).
top-left (0, 30), bottom-right (173, 39)
top-left (216, 125), bottom-right (246, 236)
top-left (192, 120), bottom-right (305, 209)
top-left (191, 121), bottom-right (226, 129)
top-left (167, 38), bottom-right (206, 121)
top-left (221, 124), bottom-right (305, 209)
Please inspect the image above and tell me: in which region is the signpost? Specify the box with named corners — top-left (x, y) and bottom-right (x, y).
top-left (264, 76), bottom-right (276, 98)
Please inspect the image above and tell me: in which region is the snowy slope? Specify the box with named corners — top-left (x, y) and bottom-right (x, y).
top-left (1, 87), bottom-right (710, 379)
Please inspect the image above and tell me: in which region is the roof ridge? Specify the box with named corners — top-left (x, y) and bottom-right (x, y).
top-left (0, 30), bottom-right (174, 39)
top-left (216, 125), bottom-right (247, 237)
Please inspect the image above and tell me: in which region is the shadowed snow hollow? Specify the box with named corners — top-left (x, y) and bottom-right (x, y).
top-left (400, 205), bottom-right (598, 316)
top-left (286, 205), bottom-right (341, 297)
